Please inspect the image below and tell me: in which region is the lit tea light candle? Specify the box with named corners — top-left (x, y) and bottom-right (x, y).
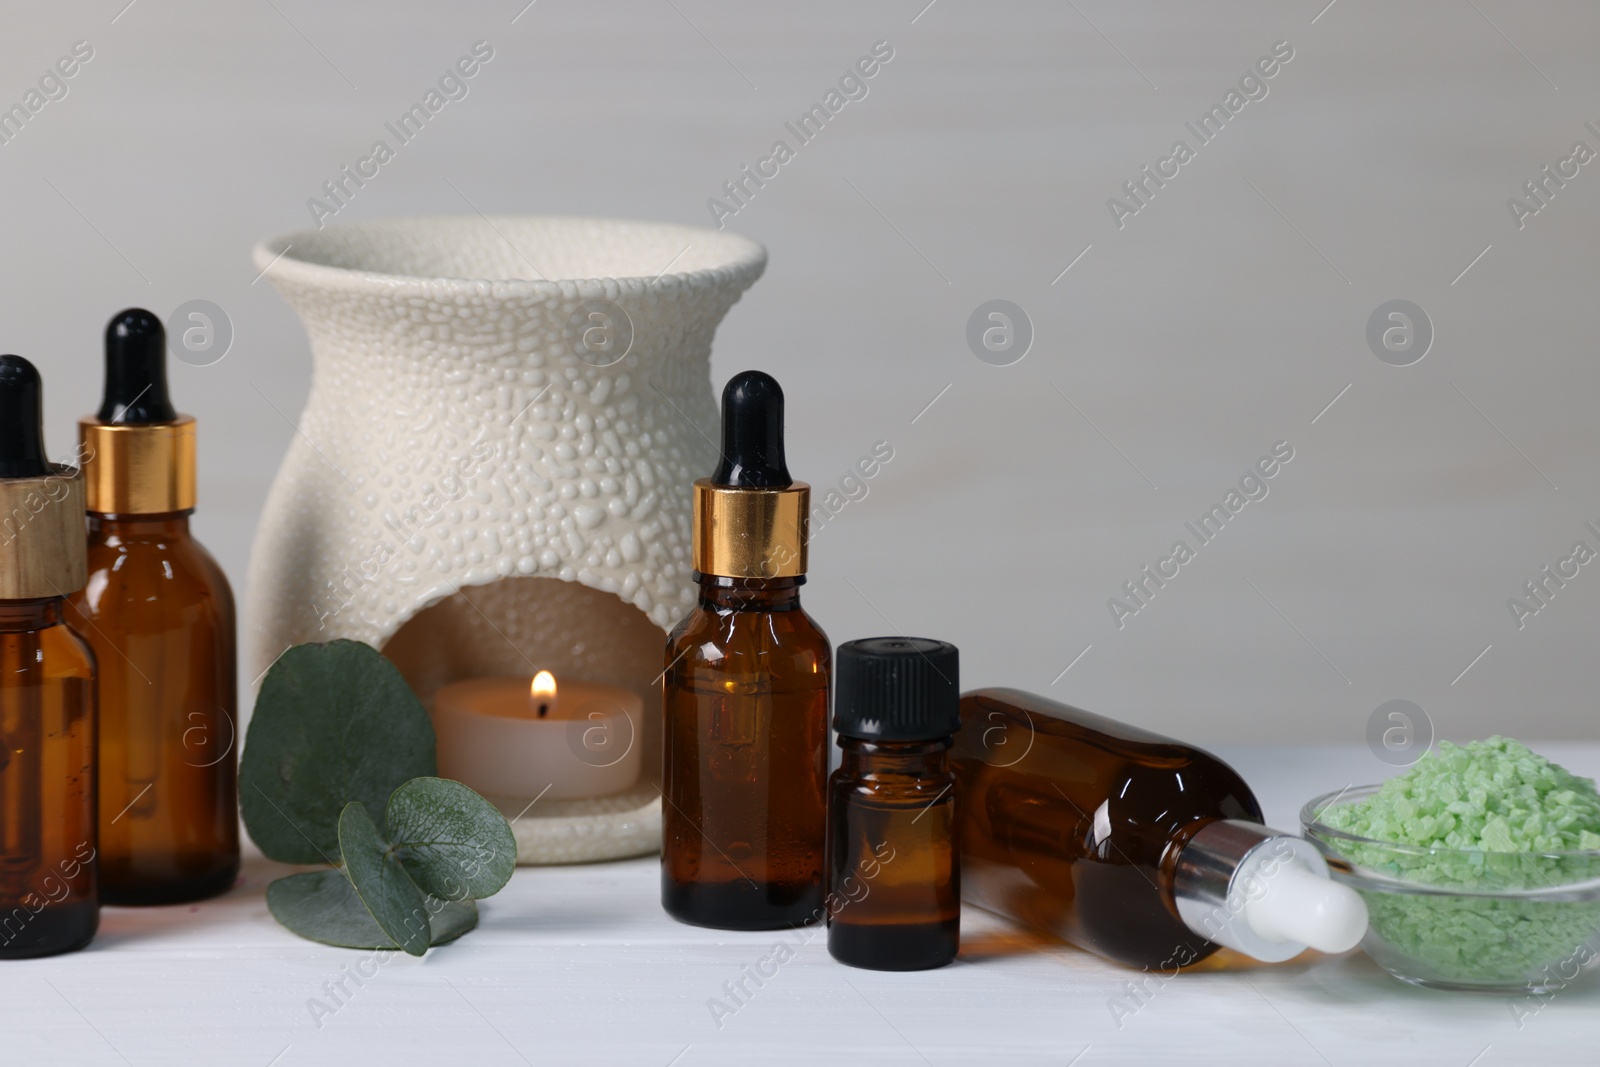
top-left (431, 671), bottom-right (642, 801)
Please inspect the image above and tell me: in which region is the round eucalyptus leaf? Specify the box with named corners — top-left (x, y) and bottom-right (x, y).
top-left (388, 777), bottom-right (518, 900)
top-left (241, 640), bottom-right (437, 864)
top-left (339, 802), bottom-right (432, 957)
top-left (266, 869), bottom-right (479, 950)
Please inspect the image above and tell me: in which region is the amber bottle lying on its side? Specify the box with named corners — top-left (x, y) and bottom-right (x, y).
top-left (0, 356), bottom-right (99, 958)
top-left (951, 689), bottom-right (1367, 969)
top-left (68, 311), bottom-right (239, 906)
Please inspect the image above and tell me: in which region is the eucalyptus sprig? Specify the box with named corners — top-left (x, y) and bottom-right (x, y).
top-left (241, 640), bottom-right (517, 955)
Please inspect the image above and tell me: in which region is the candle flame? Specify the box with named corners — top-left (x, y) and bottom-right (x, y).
top-left (531, 670), bottom-right (557, 701)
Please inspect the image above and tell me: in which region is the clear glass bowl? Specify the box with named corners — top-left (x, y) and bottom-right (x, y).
top-left (1302, 786), bottom-right (1600, 993)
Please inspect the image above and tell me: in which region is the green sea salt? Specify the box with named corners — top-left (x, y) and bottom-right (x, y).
top-left (1315, 737), bottom-right (1600, 986)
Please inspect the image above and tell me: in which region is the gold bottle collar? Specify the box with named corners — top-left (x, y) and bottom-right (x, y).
top-left (692, 478), bottom-right (809, 579)
top-left (79, 416), bottom-right (197, 515)
top-left (0, 465), bottom-right (88, 598)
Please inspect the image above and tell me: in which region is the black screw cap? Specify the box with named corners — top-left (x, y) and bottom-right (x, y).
top-left (0, 355), bottom-right (51, 478)
top-left (834, 637), bottom-right (961, 742)
top-left (710, 370), bottom-right (791, 488)
top-left (99, 308), bottom-right (176, 424)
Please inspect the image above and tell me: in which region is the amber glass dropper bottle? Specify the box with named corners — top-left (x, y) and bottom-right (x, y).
top-left (661, 371), bottom-right (830, 930)
top-left (0, 355), bottom-right (99, 958)
top-left (68, 310), bottom-right (239, 905)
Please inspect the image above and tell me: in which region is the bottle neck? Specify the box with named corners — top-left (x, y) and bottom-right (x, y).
top-left (0, 596), bottom-right (65, 632)
top-left (87, 509), bottom-right (193, 538)
top-left (838, 736), bottom-right (952, 778)
top-left (696, 573), bottom-right (804, 612)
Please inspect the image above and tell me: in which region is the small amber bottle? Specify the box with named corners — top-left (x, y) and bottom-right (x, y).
top-left (951, 689), bottom-right (1365, 968)
top-left (0, 355), bottom-right (99, 958)
top-left (662, 371), bottom-right (830, 930)
top-left (68, 310), bottom-right (239, 905)
top-left (828, 637), bottom-right (960, 970)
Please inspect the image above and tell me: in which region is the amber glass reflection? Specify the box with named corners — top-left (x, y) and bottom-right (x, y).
top-left (0, 598), bottom-right (98, 958)
top-left (662, 576), bottom-right (829, 929)
top-left (950, 688), bottom-right (1262, 969)
top-left (827, 737), bottom-right (958, 970)
top-left (68, 511), bottom-right (237, 905)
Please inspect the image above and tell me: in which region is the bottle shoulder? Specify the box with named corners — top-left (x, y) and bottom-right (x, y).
top-left (666, 603), bottom-right (830, 682)
top-left (78, 526), bottom-right (235, 621)
top-left (831, 765), bottom-right (956, 806)
top-left (35, 621), bottom-right (98, 680)
top-left (668, 602), bottom-right (830, 649)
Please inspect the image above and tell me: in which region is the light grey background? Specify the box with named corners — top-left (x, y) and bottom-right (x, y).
top-left (4, 0), bottom-right (1597, 743)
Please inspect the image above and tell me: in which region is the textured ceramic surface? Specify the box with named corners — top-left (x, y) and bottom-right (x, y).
top-left (247, 216), bottom-right (766, 862)
top-left (490, 784), bottom-right (662, 866)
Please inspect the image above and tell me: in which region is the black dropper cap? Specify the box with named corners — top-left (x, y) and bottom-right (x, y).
top-left (710, 370), bottom-right (791, 488)
top-left (98, 308), bottom-right (176, 424)
top-left (0, 355), bottom-right (51, 478)
top-left (834, 637), bottom-right (961, 742)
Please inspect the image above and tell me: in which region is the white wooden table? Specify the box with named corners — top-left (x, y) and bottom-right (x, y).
top-left (8, 745), bottom-right (1597, 1066)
